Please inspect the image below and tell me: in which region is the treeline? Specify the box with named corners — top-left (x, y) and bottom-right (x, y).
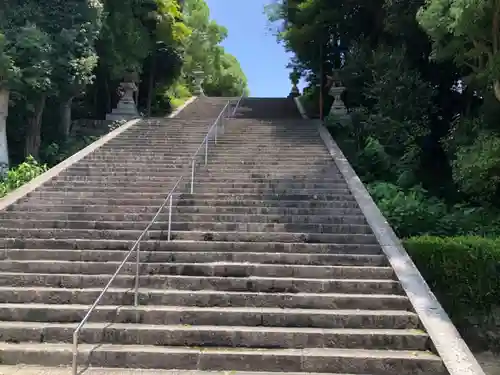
top-left (0, 0), bottom-right (248, 169)
top-left (268, 0), bottom-right (500, 351)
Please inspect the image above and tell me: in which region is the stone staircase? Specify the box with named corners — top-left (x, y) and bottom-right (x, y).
top-left (0, 96), bottom-right (479, 374)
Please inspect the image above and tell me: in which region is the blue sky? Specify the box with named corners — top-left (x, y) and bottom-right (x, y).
top-left (204, 0), bottom-right (296, 97)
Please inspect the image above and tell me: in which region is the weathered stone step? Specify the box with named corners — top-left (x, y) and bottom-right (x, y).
top-left (168, 231), bottom-right (377, 244)
top-left (35, 184), bottom-right (349, 194)
top-left (42, 179), bottom-right (348, 189)
top-left (49, 175), bottom-right (182, 183)
top-left (3, 249), bottom-right (387, 266)
top-left (17, 197), bottom-right (358, 209)
top-left (7, 204), bottom-right (362, 216)
top-left (55, 168), bottom-right (337, 177)
top-left (43, 180), bottom-right (184, 188)
top-left (171, 222), bottom-right (372, 235)
top-left (0, 273), bottom-right (402, 294)
top-left (0, 367), bottom-right (373, 375)
top-left (76, 159), bottom-right (335, 167)
top-left (27, 191), bottom-right (355, 201)
top-left (0, 321), bottom-right (428, 350)
top-left (176, 199), bottom-right (358, 208)
top-left (0, 342), bottom-right (446, 374)
top-left (0, 286), bottom-right (409, 309)
top-left (58, 169), bottom-right (186, 178)
top-left (177, 193), bottom-right (355, 201)
top-left (0, 211), bottom-right (365, 224)
top-left (0, 260), bottom-right (393, 279)
top-left (0, 238), bottom-right (382, 254)
top-left (0, 228), bottom-right (377, 244)
top-left (0, 304), bottom-right (416, 329)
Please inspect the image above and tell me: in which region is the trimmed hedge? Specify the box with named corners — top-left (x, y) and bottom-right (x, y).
top-left (404, 236), bottom-right (500, 319)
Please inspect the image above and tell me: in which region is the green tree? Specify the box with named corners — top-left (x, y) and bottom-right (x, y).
top-left (417, 0), bottom-right (500, 101)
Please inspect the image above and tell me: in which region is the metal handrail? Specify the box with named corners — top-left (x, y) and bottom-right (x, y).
top-left (71, 96), bottom-right (243, 375)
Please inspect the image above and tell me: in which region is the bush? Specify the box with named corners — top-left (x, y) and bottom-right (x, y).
top-left (405, 236), bottom-right (500, 349)
top-left (368, 182), bottom-right (500, 238)
top-left (0, 156), bottom-right (48, 197)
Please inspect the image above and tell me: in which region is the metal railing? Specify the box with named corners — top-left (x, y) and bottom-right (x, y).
top-left (71, 95), bottom-right (244, 375)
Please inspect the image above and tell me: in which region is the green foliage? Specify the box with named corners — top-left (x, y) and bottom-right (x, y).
top-left (181, 0), bottom-right (248, 96)
top-left (452, 133), bottom-right (500, 201)
top-left (0, 156), bottom-right (48, 197)
top-left (368, 182), bottom-right (500, 238)
top-left (404, 236), bottom-right (500, 346)
top-left (417, 0), bottom-right (500, 100)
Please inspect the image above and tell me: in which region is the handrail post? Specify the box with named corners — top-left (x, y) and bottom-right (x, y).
top-left (134, 242), bottom-right (140, 307)
top-left (72, 332), bottom-right (78, 375)
top-left (214, 119), bottom-right (218, 145)
top-left (204, 138), bottom-right (208, 165)
top-left (167, 194), bottom-right (173, 241)
top-left (191, 159), bottom-right (195, 194)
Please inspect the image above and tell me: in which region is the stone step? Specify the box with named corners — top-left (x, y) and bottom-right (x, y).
top-left (0, 273), bottom-right (403, 294)
top-left (82, 156), bottom-right (335, 163)
top-left (0, 260), bottom-right (394, 279)
top-left (58, 169), bottom-right (187, 178)
top-left (0, 238), bottom-right (380, 253)
top-left (0, 286), bottom-right (410, 309)
top-left (0, 367), bottom-right (373, 375)
top-left (0, 342), bottom-right (446, 374)
top-left (0, 219), bottom-right (372, 235)
top-left (0, 239), bottom-right (381, 254)
top-left (75, 159), bottom-right (335, 167)
top-left (0, 304), bottom-right (416, 329)
top-left (0, 228), bottom-right (378, 243)
top-left (0, 211), bottom-right (365, 223)
top-left (2, 249), bottom-right (387, 266)
top-left (0, 321), bottom-right (429, 351)
top-left (57, 167), bottom-right (336, 176)
top-left (34, 184), bottom-right (350, 194)
top-left (49, 175), bottom-right (182, 183)
top-left (27, 186), bottom-right (352, 200)
top-left (176, 199), bottom-right (358, 208)
top-left (17, 198), bottom-right (359, 209)
top-left (42, 179), bottom-right (348, 189)
top-left (7, 204), bottom-right (363, 216)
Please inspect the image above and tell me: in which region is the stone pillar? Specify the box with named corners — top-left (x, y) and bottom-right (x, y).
top-left (106, 81), bottom-right (139, 121)
top-left (192, 70), bottom-right (205, 96)
top-left (0, 88), bottom-right (9, 175)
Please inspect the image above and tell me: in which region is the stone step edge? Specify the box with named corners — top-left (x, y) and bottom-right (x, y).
top-left (0, 366), bottom-right (371, 375)
top-left (0, 286), bottom-right (408, 300)
top-left (0, 303), bottom-right (416, 317)
top-left (0, 342), bottom-right (442, 360)
top-left (0, 272), bottom-right (398, 283)
top-left (0, 260), bottom-right (391, 270)
top-left (0, 321), bottom-right (427, 337)
top-left (0, 220), bottom-right (370, 228)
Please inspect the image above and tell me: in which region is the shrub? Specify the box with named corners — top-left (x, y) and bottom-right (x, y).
top-left (368, 182), bottom-right (500, 238)
top-left (404, 236), bottom-right (500, 349)
top-left (0, 156), bottom-right (48, 197)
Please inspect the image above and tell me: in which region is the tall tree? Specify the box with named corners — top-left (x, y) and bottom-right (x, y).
top-left (417, 0), bottom-right (500, 101)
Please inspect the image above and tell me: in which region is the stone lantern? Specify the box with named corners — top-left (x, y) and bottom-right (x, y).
top-left (106, 71), bottom-right (140, 121)
top-left (192, 70), bottom-right (205, 96)
top-left (327, 69), bottom-right (348, 118)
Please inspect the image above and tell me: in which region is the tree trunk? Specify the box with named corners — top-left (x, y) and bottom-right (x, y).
top-left (24, 95), bottom-right (47, 158)
top-left (494, 80), bottom-right (500, 102)
top-left (0, 88), bottom-right (9, 174)
top-left (146, 55), bottom-right (156, 117)
top-left (59, 97), bottom-right (74, 139)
